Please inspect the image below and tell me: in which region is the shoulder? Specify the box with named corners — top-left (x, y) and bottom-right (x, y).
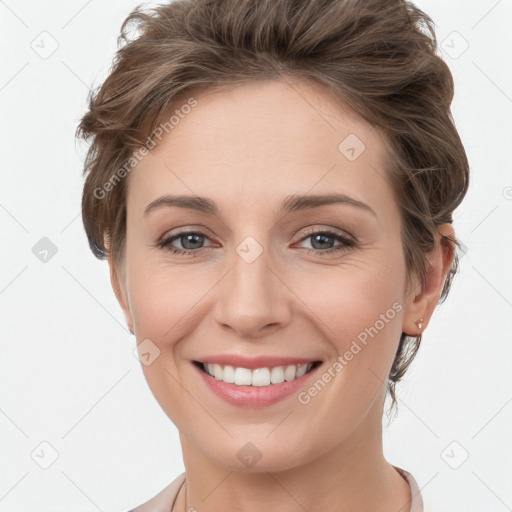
top-left (128, 472), bottom-right (186, 512)
top-left (393, 466), bottom-right (424, 512)
top-left (394, 466), bottom-right (448, 512)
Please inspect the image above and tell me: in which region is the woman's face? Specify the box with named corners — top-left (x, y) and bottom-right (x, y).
top-left (112, 78), bottom-right (426, 471)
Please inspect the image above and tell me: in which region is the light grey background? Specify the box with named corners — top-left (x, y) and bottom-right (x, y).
top-left (0, 1), bottom-right (511, 510)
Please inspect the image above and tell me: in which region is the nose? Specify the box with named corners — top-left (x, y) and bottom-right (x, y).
top-left (213, 245), bottom-right (292, 338)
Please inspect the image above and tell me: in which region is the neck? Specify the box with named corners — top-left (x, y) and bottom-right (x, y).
top-left (174, 396), bottom-right (411, 512)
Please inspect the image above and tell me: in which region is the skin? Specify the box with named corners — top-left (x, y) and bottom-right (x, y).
top-left (109, 77), bottom-right (455, 511)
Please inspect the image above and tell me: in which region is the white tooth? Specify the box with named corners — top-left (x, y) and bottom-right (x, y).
top-left (202, 362), bottom-right (315, 386)
top-left (213, 363), bottom-right (223, 380)
top-left (295, 363), bottom-right (308, 378)
top-left (234, 367), bottom-right (252, 385)
top-left (270, 366), bottom-right (285, 384)
top-left (252, 368), bottom-right (271, 386)
top-left (284, 365), bottom-right (297, 382)
top-left (222, 365), bottom-right (235, 383)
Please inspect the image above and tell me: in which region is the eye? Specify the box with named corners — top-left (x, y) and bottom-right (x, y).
top-left (156, 227), bottom-right (356, 257)
top-left (295, 228), bottom-right (356, 255)
top-left (157, 231), bottom-right (215, 256)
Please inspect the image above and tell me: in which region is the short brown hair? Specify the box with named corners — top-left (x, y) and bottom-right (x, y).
top-left (76, 0), bottom-right (470, 412)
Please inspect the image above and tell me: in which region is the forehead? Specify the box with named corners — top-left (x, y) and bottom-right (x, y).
top-left (128, 77), bottom-right (395, 220)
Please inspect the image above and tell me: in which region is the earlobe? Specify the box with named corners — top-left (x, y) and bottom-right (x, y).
top-left (402, 281), bottom-right (429, 337)
top-left (401, 223), bottom-right (456, 337)
top-left (108, 258), bottom-right (135, 335)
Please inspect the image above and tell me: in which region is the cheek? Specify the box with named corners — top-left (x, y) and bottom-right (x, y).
top-left (125, 252), bottom-right (218, 346)
top-left (125, 259), bottom-right (213, 426)
top-left (300, 254), bottom-right (406, 380)
top-left (294, 273), bottom-right (405, 430)
top-left (332, 268), bottom-right (404, 339)
top-left (292, 245), bottom-right (406, 337)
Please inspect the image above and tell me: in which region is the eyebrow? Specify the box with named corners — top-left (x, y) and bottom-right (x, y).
top-left (144, 193), bottom-right (377, 218)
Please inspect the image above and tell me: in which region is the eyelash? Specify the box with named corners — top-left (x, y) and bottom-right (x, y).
top-left (156, 228), bottom-right (356, 257)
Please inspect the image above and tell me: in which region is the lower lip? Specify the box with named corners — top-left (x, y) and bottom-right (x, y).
top-left (192, 362), bottom-right (322, 408)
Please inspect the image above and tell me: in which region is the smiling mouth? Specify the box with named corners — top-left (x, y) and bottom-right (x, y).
top-left (193, 360), bottom-right (322, 387)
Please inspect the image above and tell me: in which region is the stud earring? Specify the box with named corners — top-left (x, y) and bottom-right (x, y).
top-left (414, 318), bottom-right (424, 331)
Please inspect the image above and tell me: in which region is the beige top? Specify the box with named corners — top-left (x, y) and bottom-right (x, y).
top-left (130, 472), bottom-right (185, 512)
top-left (129, 466), bottom-right (425, 512)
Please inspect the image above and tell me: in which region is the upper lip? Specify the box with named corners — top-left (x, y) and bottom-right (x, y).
top-left (194, 354), bottom-right (322, 369)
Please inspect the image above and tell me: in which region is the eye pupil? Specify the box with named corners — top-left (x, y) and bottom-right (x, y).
top-left (311, 233), bottom-right (334, 250)
top-left (182, 233), bottom-right (203, 249)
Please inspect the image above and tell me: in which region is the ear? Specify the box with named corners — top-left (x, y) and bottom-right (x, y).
top-left (402, 223), bottom-right (456, 336)
top-left (108, 257), bottom-right (135, 335)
